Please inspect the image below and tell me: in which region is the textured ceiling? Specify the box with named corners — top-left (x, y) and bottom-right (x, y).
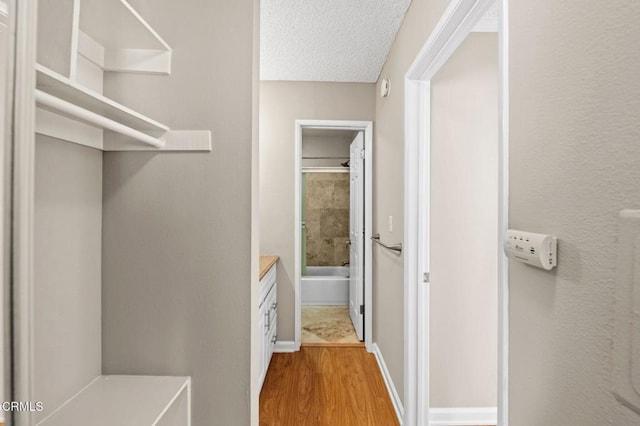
top-left (260, 0), bottom-right (412, 83)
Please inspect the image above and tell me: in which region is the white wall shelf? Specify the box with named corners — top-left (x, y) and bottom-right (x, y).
top-left (78, 0), bottom-right (172, 74)
top-left (80, 0), bottom-right (171, 52)
top-left (38, 375), bottom-right (191, 426)
top-left (37, 64), bottom-right (168, 133)
top-left (34, 0), bottom-right (211, 152)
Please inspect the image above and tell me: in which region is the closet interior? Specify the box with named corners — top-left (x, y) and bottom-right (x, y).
top-left (31, 0), bottom-right (210, 424)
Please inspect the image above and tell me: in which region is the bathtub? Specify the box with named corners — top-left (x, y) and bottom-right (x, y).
top-left (301, 266), bottom-right (350, 305)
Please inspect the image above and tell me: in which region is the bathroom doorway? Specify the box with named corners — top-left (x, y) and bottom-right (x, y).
top-left (294, 120), bottom-right (373, 350)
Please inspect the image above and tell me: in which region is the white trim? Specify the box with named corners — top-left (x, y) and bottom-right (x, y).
top-left (273, 340), bottom-right (299, 353)
top-left (403, 78), bottom-right (421, 426)
top-left (372, 343), bottom-right (404, 424)
top-left (294, 120), bottom-right (374, 352)
top-left (612, 210), bottom-right (640, 413)
top-left (104, 48), bottom-right (172, 75)
top-left (119, 0), bottom-right (173, 51)
top-left (68, 0), bottom-right (80, 81)
top-left (497, 1), bottom-right (510, 424)
top-left (403, 0), bottom-right (509, 425)
top-left (429, 407), bottom-right (498, 426)
top-left (13, 0), bottom-right (38, 424)
top-left (472, 3), bottom-right (499, 33)
top-left (152, 378), bottom-right (191, 425)
top-left (77, 30), bottom-right (105, 68)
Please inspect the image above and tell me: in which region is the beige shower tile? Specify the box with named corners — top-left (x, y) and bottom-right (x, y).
top-left (320, 210), bottom-right (349, 239)
top-left (334, 238), bottom-right (350, 265)
top-left (308, 181), bottom-right (335, 209)
top-left (307, 238), bottom-right (334, 266)
top-left (334, 179), bottom-right (350, 209)
top-left (305, 215), bottom-right (321, 239)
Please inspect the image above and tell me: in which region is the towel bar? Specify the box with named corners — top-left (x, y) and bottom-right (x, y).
top-left (371, 234), bottom-right (402, 253)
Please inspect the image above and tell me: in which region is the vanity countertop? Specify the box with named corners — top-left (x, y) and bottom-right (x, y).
top-left (259, 255), bottom-right (279, 281)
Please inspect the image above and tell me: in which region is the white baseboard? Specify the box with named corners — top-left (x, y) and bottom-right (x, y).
top-left (371, 343), bottom-right (404, 424)
top-left (274, 340), bottom-right (300, 353)
top-left (429, 407), bottom-right (497, 425)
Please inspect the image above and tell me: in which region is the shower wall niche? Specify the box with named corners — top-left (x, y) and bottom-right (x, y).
top-left (304, 172), bottom-right (350, 266)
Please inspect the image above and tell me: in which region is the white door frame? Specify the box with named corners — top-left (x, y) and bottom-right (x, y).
top-left (294, 119), bottom-right (373, 351)
top-left (403, 1), bottom-right (509, 425)
top-left (11, 0), bottom-right (38, 425)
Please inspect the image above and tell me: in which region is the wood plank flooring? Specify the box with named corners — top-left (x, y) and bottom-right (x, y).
top-left (260, 346), bottom-right (399, 426)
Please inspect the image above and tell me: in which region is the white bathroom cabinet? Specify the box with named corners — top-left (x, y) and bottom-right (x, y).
top-left (258, 263), bottom-right (278, 390)
top-left (35, 0), bottom-right (210, 151)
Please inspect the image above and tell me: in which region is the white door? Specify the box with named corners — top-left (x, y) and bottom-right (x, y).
top-left (349, 132), bottom-right (365, 341)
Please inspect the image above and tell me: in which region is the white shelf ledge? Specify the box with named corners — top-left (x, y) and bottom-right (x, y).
top-left (37, 375), bottom-right (190, 426)
top-left (36, 90), bottom-right (166, 148)
top-left (79, 0), bottom-right (171, 52)
top-left (37, 64), bottom-right (169, 133)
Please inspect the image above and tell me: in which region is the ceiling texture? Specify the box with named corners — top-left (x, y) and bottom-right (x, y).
top-left (260, 0), bottom-right (412, 83)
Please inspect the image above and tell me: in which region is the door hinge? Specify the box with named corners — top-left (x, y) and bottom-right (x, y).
top-left (360, 149), bottom-right (365, 159)
top-left (423, 272), bottom-right (430, 283)
top-left (360, 304), bottom-right (364, 315)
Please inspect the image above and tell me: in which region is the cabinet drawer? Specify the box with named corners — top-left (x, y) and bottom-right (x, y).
top-left (263, 283), bottom-right (277, 334)
top-left (258, 265), bottom-right (277, 308)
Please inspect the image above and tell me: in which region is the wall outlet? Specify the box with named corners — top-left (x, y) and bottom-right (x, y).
top-left (388, 215), bottom-right (393, 232)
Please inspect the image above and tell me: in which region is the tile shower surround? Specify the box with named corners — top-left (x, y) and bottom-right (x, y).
top-left (305, 173), bottom-right (350, 266)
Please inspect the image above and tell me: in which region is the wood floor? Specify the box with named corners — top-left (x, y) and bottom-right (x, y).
top-left (260, 346), bottom-right (399, 425)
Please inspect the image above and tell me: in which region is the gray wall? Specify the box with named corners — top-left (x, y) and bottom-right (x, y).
top-left (34, 137), bottom-right (102, 421)
top-left (301, 131), bottom-right (354, 167)
top-left (509, 1), bottom-right (640, 424)
top-left (429, 33), bottom-right (498, 408)
top-left (259, 81), bottom-right (375, 341)
top-left (101, 0), bottom-right (256, 424)
top-left (373, 0), bottom-right (450, 404)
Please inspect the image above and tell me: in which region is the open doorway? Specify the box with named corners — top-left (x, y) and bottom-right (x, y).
top-left (294, 120), bottom-right (373, 350)
top-left (404, 0), bottom-right (508, 424)
top-left (428, 30), bottom-right (500, 425)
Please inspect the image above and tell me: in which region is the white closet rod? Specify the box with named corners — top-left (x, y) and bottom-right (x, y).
top-left (35, 90), bottom-right (166, 148)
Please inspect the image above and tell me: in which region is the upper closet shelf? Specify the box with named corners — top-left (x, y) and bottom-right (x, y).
top-left (80, 0), bottom-right (171, 52)
top-left (79, 0), bottom-right (172, 74)
top-left (34, 0), bottom-right (211, 152)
